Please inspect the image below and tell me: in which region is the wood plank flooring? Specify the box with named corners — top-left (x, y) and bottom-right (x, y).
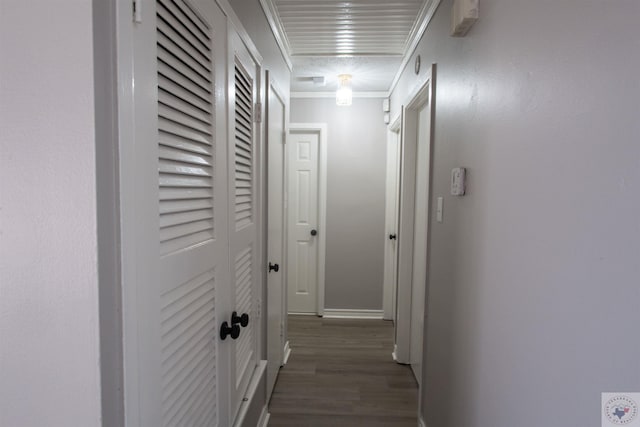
top-left (268, 315), bottom-right (418, 427)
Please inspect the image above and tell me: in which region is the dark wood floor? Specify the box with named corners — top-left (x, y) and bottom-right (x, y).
top-left (268, 315), bottom-right (418, 427)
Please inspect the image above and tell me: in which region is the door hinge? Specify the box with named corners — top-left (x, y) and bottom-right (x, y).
top-left (254, 102), bottom-right (262, 123)
top-left (133, 0), bottom-right (142, 23)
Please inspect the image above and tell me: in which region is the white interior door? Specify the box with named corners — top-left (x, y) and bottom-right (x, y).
top-left (409, 102), bottom-right (432, 383)
top-left (266, 77), bottom-right (286, 398)
top-left (123, 0), bottom-right (228, 425)
top-left (383, 123), bottom-right (401, 321)
top-left (287, 131), bottom-right (319, 314)
top-left (227, 28), bottom-right (261, 421)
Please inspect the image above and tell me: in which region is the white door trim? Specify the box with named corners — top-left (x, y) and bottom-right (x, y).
top-left (265, 70), bottom-right (287, 400)
top-left (395, 65), bottom-right (436, 366)
top-left (398, 65), bottom-right (437, 424)
top-left (288, 123), bottom-right (327, 316)
top-left (382, 116), bottom-right (402, 321)
top-left (115, 3), bottom-right (140, 423)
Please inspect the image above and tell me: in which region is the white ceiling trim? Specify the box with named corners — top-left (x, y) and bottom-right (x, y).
top-left (259, 0), bottom-right (293, 71)
top-left (388, 0), bottom-right (442, 94)
top-left (291, 91), bottom-right (388, 99)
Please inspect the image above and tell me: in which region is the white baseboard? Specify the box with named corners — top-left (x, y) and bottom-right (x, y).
top-left (322, 309), bottom-right (384, 319)
top-left (287, 312), bottom-right (318, 316)
top-left (232, 360), bottom-right (266, 427)
top-left (258, 407), bottom-right (270, 427)
top-left (392, 344), bottom-right (398, 362)
top-left (419, 418), bottom-right (427, 427)
top-left (282, 340), bottom-right (291, 365)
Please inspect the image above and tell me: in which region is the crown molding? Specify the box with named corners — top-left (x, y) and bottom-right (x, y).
top-left (291, 91), bottom-right (389, 99)
top-left (259, 0), bottom-right (293, 71)
top-left (388, 0), bottom-right (442, 94)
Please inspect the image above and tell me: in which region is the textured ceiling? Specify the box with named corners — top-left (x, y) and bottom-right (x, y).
top-left (291, 56), bottom-right (403, 92)
top-left (266, 0), bottom-right (427, 93)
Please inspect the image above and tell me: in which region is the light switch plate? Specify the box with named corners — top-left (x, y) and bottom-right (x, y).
top-left (451, 167), bottom-right (466, 196)
top-left (437, 197), bottom-right (444, 223)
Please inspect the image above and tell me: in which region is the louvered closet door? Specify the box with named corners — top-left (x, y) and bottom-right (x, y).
top-left (227, 28), bottom-right (260, 421)
top-left (127, 0), bottom-right (229, 426)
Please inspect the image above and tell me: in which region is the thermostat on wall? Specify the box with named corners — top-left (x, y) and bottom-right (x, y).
top-left (451, 167), bottom-right (466, 196)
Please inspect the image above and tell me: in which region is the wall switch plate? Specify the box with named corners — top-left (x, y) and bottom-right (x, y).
top-left (451, 167), bottom-right (466, 196)
top-left (436, 197), bottom-right (444, 223)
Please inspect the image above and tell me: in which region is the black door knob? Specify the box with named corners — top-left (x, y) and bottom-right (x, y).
top-left (220, 321), bottom-right (240, 340)
top-left (268, 262), bottom-right (279, 273)
top-left (389, 234), bottom-right (397, 240)
top-left (232, 311), bottom-right (249, 328)
top-left (310, 229), bottom-right (317, 236)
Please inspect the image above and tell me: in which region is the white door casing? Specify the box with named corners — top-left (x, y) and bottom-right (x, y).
top-left (227, 27), bottom-right (261, 421)
top-left (383, 117), bottom-right (402, 321)
top-left (410, 101), bottom-right (432, 383)
top-left (395, 66), bottom-right (436, 377)
top-left (395, 104), bottom-right (415, 365)
top-left (120, 0), bottom-right (229, 425)
top-left (286, 124), bottom-right (327, 315)
top-left (265, 74), bottom-right (287, 398)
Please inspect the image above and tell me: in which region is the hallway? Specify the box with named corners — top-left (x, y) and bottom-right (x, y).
top-left (268, 316), bottom-right (418, 426)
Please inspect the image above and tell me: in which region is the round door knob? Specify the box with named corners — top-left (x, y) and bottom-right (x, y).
top-left (389, 234), bottom-right (397, 240)
top-left (232, 311), bottom-right (249, 328)
top-left (220, 321), bottom-right (240, 340)
top-left (268, 262), bottom-right (279, 273)
top-left (310, 229), bottom-right (317, 236)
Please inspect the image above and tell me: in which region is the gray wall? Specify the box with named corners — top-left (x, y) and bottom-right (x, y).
top-left (291, 97), bottom-right (388, 310)
top-left (390, 1), bottom-right (640, 426)
top-left (0, 1), bottom-right (102, 425)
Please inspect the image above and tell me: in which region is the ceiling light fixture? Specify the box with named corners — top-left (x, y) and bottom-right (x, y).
top-left (336, 74), bottom-right (352, 106)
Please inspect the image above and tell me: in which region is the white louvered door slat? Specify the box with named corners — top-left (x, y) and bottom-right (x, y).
top-left (228, 28), bottom-right (260, 422)
top-left (126, 0), bottom-right (229, 426)
top-left (156, 1), bottom-right (221, 425)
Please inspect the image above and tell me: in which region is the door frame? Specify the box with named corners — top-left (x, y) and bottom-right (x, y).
top-left (394, 65), bottom-right (436, 368)
top-left (264, 70), bottom-right (288, 399)
top-left (382, 116), bottom-right (402, 321)
top-left (287, 123), bottom-right (327, 316)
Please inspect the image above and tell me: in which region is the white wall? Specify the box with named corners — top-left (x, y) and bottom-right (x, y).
top-left (291, 97), bottom-right (387, 310)
top-left (390, 1), bottom-right (640, 426)
top-left (0, 1), bottom-right (102, 426)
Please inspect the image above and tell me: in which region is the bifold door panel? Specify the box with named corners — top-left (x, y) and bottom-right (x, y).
top-left (122, 1), bottom-right (261, 425)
